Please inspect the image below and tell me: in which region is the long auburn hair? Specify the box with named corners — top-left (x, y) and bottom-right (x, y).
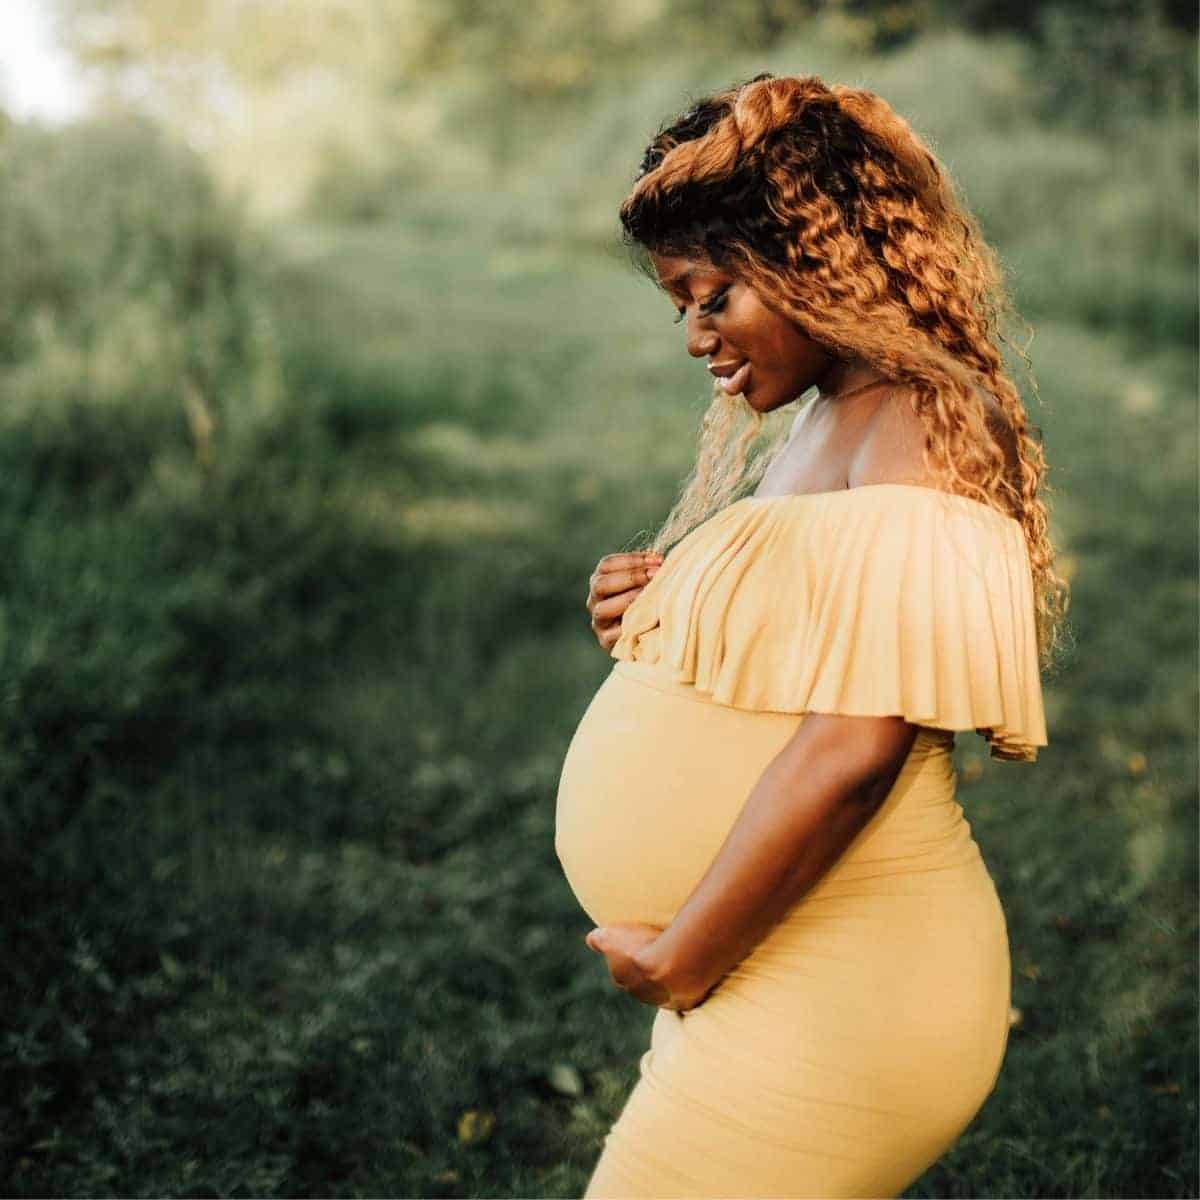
top-left (619, 72), bottom-right (1072, 673)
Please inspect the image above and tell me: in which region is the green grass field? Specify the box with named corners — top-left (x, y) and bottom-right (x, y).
top-left (2, 28), bottom-right (1196, 1199)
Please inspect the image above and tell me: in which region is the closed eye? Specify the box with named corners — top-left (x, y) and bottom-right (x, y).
top-left (673, 288), bottom-right (729, 324)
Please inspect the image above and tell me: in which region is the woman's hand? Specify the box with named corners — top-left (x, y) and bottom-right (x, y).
top-left (584, 922), bottom-right (714, 1013)
top-left (587, 552), bottom-right (664, 652)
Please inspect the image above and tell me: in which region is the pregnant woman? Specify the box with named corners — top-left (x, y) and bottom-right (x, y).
top-left (554, 73), bottom-right (1071, 1198)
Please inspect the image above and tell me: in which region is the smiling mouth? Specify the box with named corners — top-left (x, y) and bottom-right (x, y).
top-left (717, 361), bottom-right (752, 396)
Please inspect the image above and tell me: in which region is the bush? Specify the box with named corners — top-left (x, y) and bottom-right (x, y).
top-left (0, 113), bottom-right (286, 499)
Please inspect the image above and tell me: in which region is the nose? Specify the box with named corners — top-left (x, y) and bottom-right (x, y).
top-left (685, 311), bottom-right (719, 359)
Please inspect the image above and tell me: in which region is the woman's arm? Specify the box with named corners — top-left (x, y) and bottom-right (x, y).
top-left (630, 712), bottom-right (920, 1008)
top-left (589, 420), bottom-right (948, 1008)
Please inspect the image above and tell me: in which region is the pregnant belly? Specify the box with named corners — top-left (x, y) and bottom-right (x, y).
top-left (555, 659), bottom-right (976, 930)
top-left (554, 660), bottom-right (810, 928)
top-left (555, 660), bottom-right (1012, 1177)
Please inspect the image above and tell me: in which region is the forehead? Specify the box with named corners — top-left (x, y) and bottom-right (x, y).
top-left (649, 250), bottom-right (726, 292)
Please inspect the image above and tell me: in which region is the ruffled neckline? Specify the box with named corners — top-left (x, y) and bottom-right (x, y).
top-left (716, 481), bottom-right (1021, 528)
top-left (611, 481), bottom-right (1047, 762)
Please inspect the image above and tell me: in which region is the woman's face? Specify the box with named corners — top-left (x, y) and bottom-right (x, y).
top-left (649, 249), bottom-right (839, 414)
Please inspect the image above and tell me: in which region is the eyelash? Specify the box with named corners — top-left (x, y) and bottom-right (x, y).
top-left (673, 288), bottom-right (729, 324)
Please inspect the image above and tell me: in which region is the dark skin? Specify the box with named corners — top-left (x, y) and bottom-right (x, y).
top-left (653, 249), bottom-right (886, 416)
top-left (587, 250), bottom-right (892, 652)
top-left (583, 250), bottom-right (1019, 1011)
top-left (586, 249), bottom-right (1021, 647)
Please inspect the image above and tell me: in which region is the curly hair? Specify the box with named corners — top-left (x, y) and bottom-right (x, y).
top-left (619, 72), bottom-right (1072, 674)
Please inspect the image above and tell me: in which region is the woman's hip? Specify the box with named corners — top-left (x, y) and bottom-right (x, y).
top-left (682, 864), bottom-right (1011, 1088)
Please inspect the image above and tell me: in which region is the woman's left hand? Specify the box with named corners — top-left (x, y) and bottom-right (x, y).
top-left (584, 922), bottom-right (713, 1012)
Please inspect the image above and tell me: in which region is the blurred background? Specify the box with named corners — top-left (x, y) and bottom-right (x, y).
top-left (0, 2), bottom-right (1195, 1196)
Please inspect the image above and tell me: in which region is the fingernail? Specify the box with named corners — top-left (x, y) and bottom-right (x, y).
top-left (646, 565), bottom-right (659, 576)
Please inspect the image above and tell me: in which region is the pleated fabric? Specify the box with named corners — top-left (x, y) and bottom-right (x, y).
top-left (610, 482), bottom-right (1048, 762)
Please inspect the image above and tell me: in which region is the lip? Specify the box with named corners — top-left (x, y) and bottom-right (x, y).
top-left (708, 359), bottom-right (746, 379)
top-left (711, 360), bottom-right (752, 395)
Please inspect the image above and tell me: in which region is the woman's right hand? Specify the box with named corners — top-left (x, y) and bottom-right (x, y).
top-left (587, 551), bottom-right (664, 652)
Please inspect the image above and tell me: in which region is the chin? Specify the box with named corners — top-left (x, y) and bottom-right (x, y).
top-left (741, 389), bottom-right (783, 415)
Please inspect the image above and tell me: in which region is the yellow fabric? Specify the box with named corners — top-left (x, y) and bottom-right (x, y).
top-left (611, 483), bottom-right (1047, 762)
top-left (554, 484), bottom-right (1048, 1198)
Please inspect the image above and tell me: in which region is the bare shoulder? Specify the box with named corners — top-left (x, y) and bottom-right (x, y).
top-left (846, 383), bottom-right (939, 489)
top-left (848, 380), bottom-right (1020, 490)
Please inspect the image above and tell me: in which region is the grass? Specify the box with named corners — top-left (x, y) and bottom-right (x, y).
top-left (2, 28), bottom-right (1196, 1199)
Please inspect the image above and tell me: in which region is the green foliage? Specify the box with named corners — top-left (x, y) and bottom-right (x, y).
top-left (0, 113), bottom-right (285, 495)
top-left (1029, 0), bottom-right (1197, 129)
top-left (2, 28), bottom-right (1197, 1200)
top-left (370, 27), bottom-right (1196, 351)
top-left (54, 0), bottom-right (1197, 229)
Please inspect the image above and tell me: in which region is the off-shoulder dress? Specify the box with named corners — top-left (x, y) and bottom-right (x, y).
top-left (554, 483), bottom-right (1048, 1199)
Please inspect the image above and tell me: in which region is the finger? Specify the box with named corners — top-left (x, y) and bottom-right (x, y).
top-left (587, 587), bottom-right (643, 631)
top-left (590, 587), bottom-right (647, 626)
top-left (592, 610), bottom-right (631, 651)
top-left (589, 566), bottom-right (660, 610)
top-left (598, 552), bottom-right (664, 576)
top-left (597, 619), bottom-right (628, 648)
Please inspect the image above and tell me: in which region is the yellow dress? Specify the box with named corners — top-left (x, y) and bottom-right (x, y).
top-left (554, 483), bottom-right (1048, 1200)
